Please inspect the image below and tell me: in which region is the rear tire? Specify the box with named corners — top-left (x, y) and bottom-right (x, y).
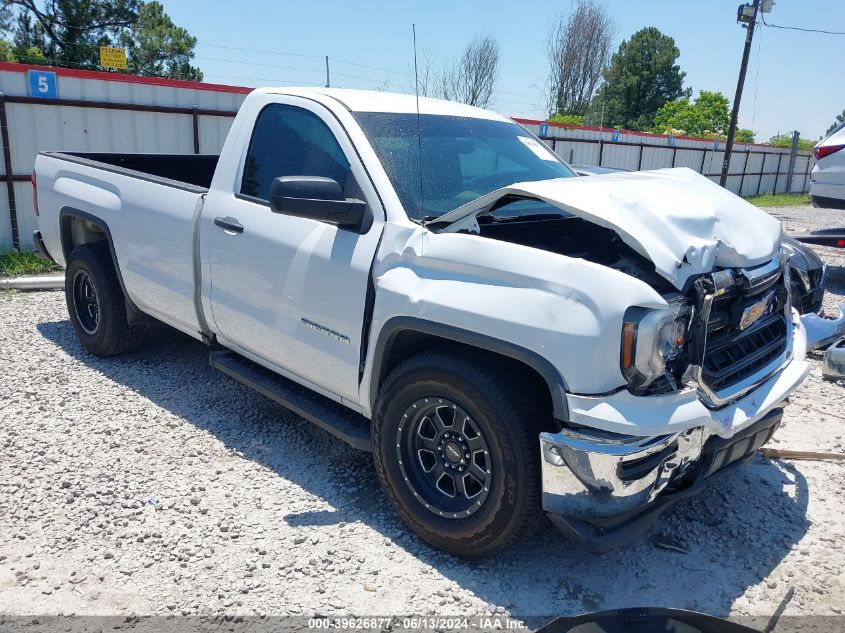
top-left (372, 349), bottom-right (548, 557)
top-left (65, 242), bottom-right (139, 357)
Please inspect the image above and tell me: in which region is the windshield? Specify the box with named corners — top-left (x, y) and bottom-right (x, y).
top-left (354, 112), bottom-right (575, 222)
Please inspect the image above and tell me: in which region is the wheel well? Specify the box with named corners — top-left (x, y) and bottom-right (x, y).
top-left (374, 328), bottom-right (561, 430)
top-left (60, 213), bottom-right (108, 261)
top-left (58, 210), bottom-right (146, 323)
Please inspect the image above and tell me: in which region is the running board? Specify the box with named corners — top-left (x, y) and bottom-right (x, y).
top-left (209, 350), bottom-right (372, 451)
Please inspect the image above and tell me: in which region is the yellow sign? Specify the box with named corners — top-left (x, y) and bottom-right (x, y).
top-left (99, 46), bottom-right (127, 70)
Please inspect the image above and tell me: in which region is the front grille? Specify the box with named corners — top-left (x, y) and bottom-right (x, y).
top-left (701, 313), bottom-right (787, 392)
top-left (696, 261), bottom-right (789, 397)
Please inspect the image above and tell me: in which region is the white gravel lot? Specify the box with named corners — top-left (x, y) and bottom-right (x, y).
top-left (1, 203), bottom-right (844, 628)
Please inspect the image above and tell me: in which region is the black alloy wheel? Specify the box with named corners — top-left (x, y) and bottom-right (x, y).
top-left (397, 398), bottom-right (493, 519)
top-left (71, 269), bottom-right (100, 335)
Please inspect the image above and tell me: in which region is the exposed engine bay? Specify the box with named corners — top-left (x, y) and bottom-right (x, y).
top-left (433, 168), bottom-right (784, 290)
top-left (466, 198), bottom-right (676, 292)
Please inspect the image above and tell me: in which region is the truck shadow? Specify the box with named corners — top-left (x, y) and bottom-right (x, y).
top-left (37, 319), bottom-right (810, 621)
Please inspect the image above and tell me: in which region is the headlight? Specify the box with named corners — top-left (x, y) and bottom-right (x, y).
top-left (620, 304), bottom-right (690, 389)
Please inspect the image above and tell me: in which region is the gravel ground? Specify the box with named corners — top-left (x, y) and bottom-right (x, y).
top-left (1, 203), bottom-right (844, 627)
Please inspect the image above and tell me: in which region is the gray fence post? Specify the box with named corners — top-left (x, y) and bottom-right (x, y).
top-left (786, 131), bottom-right (799, 193)
top-left (192, 106), bottom-right (200, 155)
top-left (0, 92), bottom-right (19, 252)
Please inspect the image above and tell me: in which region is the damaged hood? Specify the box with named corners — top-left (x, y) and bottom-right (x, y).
top-left (437, 167), bottom-right (782, 289)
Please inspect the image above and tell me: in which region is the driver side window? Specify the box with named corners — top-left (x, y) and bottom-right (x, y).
top-left (240, 104), bottom-right (353, 201)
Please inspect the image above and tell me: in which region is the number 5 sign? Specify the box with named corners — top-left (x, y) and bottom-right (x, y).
top-left (27, 70), bottom-right (58, 99)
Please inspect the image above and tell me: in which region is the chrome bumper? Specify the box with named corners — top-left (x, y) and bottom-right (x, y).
top-left (802, 303), bottom-right (845, 351)
top-left (539, 326), bottom-right (808, 549)
top-left (540, 426), bottom-right (707, 522)
top-left (540, 407), bottom-right (784, 552)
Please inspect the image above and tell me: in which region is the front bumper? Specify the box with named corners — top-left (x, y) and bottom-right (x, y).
top-left (541, 408), bottom-right (783, 552)
top-left (802, 303), bottom-right (845, 351)
top-left (540, 320), bottom-right (809, 552)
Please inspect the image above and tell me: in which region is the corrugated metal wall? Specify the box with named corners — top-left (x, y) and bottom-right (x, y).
top-left (0, 62), bottom-right (247, 251)
top-left (517, 119), bottom-right (814, 198)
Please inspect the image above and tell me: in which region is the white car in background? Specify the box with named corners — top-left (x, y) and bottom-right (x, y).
top-left (811, 122), bottom-right (845, 209)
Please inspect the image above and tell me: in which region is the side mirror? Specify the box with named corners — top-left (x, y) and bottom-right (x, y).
top-left (268, 176), bottom-right (371, 233)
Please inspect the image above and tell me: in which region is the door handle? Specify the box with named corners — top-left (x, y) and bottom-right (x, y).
top-left (214, 216), bottom-right (244, 234)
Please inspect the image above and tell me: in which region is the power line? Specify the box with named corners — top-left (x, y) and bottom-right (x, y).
top-left (760, 15), bottom-right (845, 35)
top-left (196, 42), bottom-right (324, 60)
top-left (10, 16), bottom-right (546, 111)
top-left (198, 42), bottom-right (546, 106)
top-left (11, 36), bottom-right (546, 112)
top-left (195, 55), bottom-right (410, 88)
top-left (202, 74), bottom-right (309, 87)
top-left (750, 18), bottom-right (762, 133)
top-left (198, 41), bottom-right (410, 76)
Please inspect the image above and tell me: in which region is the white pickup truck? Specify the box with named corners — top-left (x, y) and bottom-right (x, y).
top-left (33, 88), bottom-right (810, 556)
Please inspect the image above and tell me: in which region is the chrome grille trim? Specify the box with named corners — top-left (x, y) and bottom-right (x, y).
top-left (689, 257), bottom-right (792, 408)
top-left (739, 256), bottom-right (781, 290)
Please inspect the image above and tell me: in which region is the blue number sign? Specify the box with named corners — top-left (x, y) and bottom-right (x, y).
top-left (612, 128), bottom-right (620, 142)
top-left (27, 70), bottom-right (58, 99)
top-left (539, 122), bottom-right (549, 137)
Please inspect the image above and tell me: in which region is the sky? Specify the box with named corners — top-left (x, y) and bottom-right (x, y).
top-left (161, 0), bottom-right (845, 142)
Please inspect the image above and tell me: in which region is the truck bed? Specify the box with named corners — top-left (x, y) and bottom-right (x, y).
top-left (36, 150), bottom-right (217, 337)
top-left (45, 152), bottom-right (219, 191)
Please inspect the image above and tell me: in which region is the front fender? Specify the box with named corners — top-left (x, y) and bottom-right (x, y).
top-left (360, 227), bottom-right (666, 417)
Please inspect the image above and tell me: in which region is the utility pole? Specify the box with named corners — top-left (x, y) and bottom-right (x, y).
top-left (720, 0), bottom-right (762, 188)
top-left (325, 56), bottom-right (330, 88)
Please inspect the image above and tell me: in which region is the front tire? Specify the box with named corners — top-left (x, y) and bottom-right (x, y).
top-left (65, 243), bottom-right (139, 357)
top-left (372, 349), bottom-right (547, 557)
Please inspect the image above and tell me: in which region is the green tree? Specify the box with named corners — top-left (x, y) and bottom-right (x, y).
top-left (3, 0), bottom-right (202, 80)
top-left (0, 2), bottom-right (14, 32)
top-left (5, 0), bottom-right (140, 69)
top-left (589, 27), bottom-right (688, 131)
top-left (651, 90), bottom-right (729, 137)
top-left (767, 133), bottom-right (815, 152)
top-left (0, 39), bottom-right (14, 61)
top-left (120, 1), bottom-right (202, 80)
top-left (827, 109), bottom-right (845, 135)
top-left (735, 128), bottom-right (755, 143)
top-left (18, 46), bottom-right (46, 63)
top-left (548, 113), bottom-right (584, 126)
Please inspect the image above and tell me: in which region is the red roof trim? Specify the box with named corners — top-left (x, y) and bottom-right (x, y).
top-left (513, 117), bottom-right (789, 150)
top-left (0, 60), bottom-right (253, 95)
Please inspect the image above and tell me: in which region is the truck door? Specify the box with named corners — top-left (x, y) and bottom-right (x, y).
top-left (203, 98), bottom-right (384, 405)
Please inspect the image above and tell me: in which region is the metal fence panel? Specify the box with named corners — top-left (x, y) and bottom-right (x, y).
top-left (13, 181), bottom-right (34, 251)
top-left (197, 114), bottom-right (236, 154)
top-left (0, 186), bottom-right (9, 251)
top-left (8, 103), bottom-right (195, 173)
top-left (517, 119), bottom-right (813, 197)
top-left (0, 61), bottom-right (248, 250)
